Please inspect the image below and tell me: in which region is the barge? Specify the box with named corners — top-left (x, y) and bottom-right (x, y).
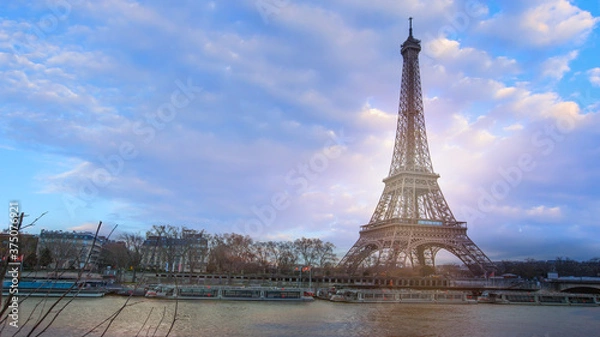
top-left (145, 285), bottom-right (314, 301)
top-left (477, 291), bottom-right (600, 306)
top-left (329, 288), bottom-right (477, 304)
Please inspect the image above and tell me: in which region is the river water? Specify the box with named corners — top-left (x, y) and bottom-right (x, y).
top-left (3, 297), bottom-right (600, 337)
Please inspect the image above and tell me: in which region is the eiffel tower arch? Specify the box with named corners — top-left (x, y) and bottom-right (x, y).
top-left (339, 19), bottom-right (495, 276)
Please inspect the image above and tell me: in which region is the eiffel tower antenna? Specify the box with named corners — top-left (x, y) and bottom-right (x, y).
top-left (339, 19), bottom-right (495, 276)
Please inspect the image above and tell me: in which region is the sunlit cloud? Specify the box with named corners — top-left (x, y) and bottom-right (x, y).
top-left (540, 50), bottom-right (578, 80)
top-left (477, 0), bottom-right (598, 47)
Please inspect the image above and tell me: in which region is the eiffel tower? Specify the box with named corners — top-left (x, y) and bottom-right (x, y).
top-left (339, 19), bottom-right (495, 276)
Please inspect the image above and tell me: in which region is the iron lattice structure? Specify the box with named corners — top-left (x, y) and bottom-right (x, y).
top-left (339, 19), bottom-right (495, 276)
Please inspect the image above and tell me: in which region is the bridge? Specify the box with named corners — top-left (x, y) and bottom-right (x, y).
top-left (543, 277), bottom-right (600, 294)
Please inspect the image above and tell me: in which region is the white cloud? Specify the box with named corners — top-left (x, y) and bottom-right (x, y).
top-left (525, 205), bottom-right (562, 218)
top-left (356, 102), bottom-right (395, 130)
top-left (76, 0), bottom-right (178, 33)
top-left (503, 90), bottom-right (586, 129)
top-left (458, 204), bottom-right (562, 225)
top-left (540, 50), bottom-right (578, 80)
top-left (42, 160), bottom-right (172, 199)
top-left (478, 0), bottom-right (598, 47)
top-left (503, 123), bottom-right (524, 132)
top-left (424, 38), bottom-right (519, 77)
top-left (588, 67), bottom-right (600, 86)
top-left (494, 87), bottom-right (518, 100)
top-left (68, 222), bottom-right (103, 232)
top-left (46, 50), bottom-right (118, 74)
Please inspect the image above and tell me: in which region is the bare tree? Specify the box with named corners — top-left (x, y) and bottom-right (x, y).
top-left (207, 234), bottom-right (226, 273)
top-left (276, 241), bottom-right (298, 271)
top-left (224, 233), bottom-right (255, 273)
top-left (100, 241), bottom-right (130, 282)
top-left (38, 232), bottom-right (79, 272)
top-left (253, 242), bottom-right (272, 273)
top-left (207, 233), bottom-right (255, 273)
top-left (120, 232), bottom-right (146, 282)
top-left (316, 241), bottom-right (337, 269)
top-left (294, 237), bottom-right (319, 266)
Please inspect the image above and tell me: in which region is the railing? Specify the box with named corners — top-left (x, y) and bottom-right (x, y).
top-left (451, 278), bottom-right (541, 290)
top-left (361, 218), bottom-right (467, 230)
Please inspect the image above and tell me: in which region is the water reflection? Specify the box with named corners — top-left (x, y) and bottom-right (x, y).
top-left (5, 297), bottom-right (600, 336)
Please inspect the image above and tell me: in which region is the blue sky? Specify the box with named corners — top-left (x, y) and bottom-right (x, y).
top-left (1, 0), bottom-right (599, 263)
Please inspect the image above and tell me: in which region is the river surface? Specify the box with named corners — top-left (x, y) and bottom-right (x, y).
top-left (3, 296), bottom-right (600, 337)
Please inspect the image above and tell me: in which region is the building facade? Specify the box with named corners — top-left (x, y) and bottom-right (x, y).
top-left (37, 229), bottom-right (106, 271)
top-left (141, 230), bottom-right (208, 273)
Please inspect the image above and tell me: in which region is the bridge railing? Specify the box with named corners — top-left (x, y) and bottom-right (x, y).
top-left (450, 278), bottom-right (541, 290)
top-left (546, 276), bottom-right (600, 284)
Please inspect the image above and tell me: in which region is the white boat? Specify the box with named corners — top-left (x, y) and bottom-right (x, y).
top-left (329, 288), bottom-right (476, 304)
top-left (477, 291), bottom-right (600, 306)
top-left (145, 285), bottom-right (314, 301)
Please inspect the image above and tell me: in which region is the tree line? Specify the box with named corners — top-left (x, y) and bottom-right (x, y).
top-left (99, 225), bottom-right (338, 280)
top-left (433, 257), bottom-right (600, 279)
top-left (494, 257), bottom-right (600, 279)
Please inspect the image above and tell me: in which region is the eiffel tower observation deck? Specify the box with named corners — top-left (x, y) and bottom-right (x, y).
top-left (339, 19), bottom-right (495, 276)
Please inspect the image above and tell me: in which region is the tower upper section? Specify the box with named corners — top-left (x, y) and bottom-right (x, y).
top-left (401, 17), bottom-right (421, 53)
top-left (389, 18), bottom-right (434, 176)
top-left (367, 18), bottom-right (459, 226)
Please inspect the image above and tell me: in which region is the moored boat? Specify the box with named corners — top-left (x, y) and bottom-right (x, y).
top-left (2, 279), bottom-right (106, 298)
top-left (477, 291), bottom-right (600, 306)
top-left (329, 288), bottom-right (476, 304)
top-left (115, 287), bottom-right (148, 297)
top-left (145, 285), bottom-right (314, 301)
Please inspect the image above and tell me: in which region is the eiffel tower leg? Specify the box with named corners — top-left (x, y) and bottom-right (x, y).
top-left (417, 246), bottom-right (440, 275)
top-left (430, 246), bottom-right (442, 269)
top-left (385, 243), bottom-right (404, 269)
top-left (416, 246), bottom-right (427, 267)
top-left (447, 235), bottom-right (496, 276)
top-left (338, 237), bottom-right (381, 275)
